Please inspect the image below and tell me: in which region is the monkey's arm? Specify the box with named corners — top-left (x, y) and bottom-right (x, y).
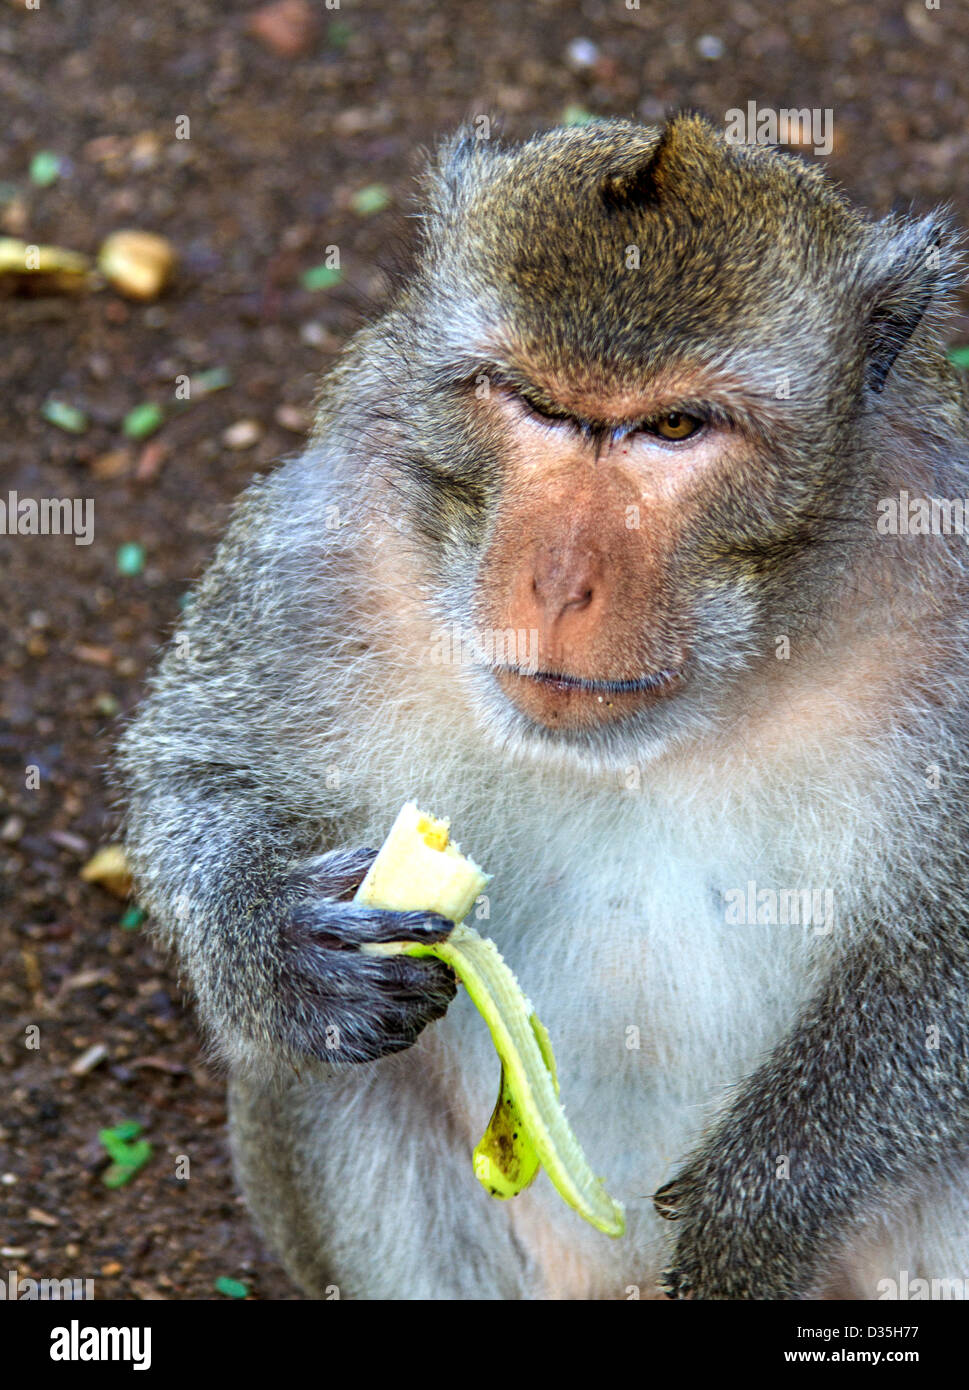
top-left (117, 473), bottom-right (455, 1074)
top-left (656, 913), bottom-right (969, 1299)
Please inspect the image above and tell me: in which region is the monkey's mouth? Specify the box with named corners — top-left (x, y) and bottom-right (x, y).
top-left (493, 663), bottom-right (683, 731)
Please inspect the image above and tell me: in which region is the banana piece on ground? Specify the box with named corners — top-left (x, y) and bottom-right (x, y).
top-left (356, 801), bottom-right (625, 1237)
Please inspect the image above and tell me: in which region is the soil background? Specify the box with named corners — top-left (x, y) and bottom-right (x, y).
top-left (2, 0), bottom-right (968, 1301)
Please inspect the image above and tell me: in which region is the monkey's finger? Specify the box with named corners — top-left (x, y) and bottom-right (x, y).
top-left (291, 940), bottom-right (457, 1012)
top-left (658, 1266), bottom-right (694, 1300)
top-left (348, 970), bottom-right (457, 1057)
top-left (334, 955), bottom-right (457, 1044)
top-left (338, 904), bottom-right (459, 947)
top-left (287, 899), bottom-right (456, 951)
top-left (283, 911), bottom-right (454, 988)
top-left (357, 906), bottom-right (460, 946)
top-left (287, 962), bottom-right (457, 1066)
top-left (652, 1177), bottom-right (687, 1219)
top-left (373, 952), bottom-right (458, 1010)
top-left (278, 949), bottom-right (456, 1059)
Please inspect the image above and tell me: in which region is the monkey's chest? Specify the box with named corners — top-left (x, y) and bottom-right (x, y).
top-left (424, 852), bottom-right (825, 1291)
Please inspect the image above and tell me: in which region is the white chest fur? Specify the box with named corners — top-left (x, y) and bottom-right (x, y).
top-left (444, 793), bottom-right (828, 1173)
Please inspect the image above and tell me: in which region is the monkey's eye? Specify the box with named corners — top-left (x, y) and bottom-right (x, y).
top-left (518, 392), bottom-right (572, 426)
top-left (649, 411), bottom-right (704, 441)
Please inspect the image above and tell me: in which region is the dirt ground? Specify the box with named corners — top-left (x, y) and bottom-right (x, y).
top-left (1, 0), bottom-right (968, 1301)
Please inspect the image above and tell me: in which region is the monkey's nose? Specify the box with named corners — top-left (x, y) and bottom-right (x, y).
top-left (530, 550), bottom-right (599, 625)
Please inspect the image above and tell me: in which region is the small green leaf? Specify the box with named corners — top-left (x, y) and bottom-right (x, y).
top-left (30, 151), bottom-right (62, 187)
top-left (561, 105), bottom-right (595, 127)
top-left (102, 1163), bottom-right (135, 1188)
top-left (192, 366), bottom-right (233, 395)
top-left (350, 184), bottom-right (391, 217)
top-left (214, 1277), bottom-right (249, 1299)
top-left (948, 346), bottom-right (969, 369)
top-left (116, 542), bottom-right (146, 576)
top-left (301, 263), bottom-right (343, 291)
top-left (101, 1142), bottom-right (152, 1188)
top-left (99, 1122), bottom-right (152, 1185)
top-left (122, 402), bottom-right (164, 439)
top-left (119, 906), bottom-right (147, 931)
top-left (99, 1122), bottom-right (142, 1160)
top-left (41, 400), bottom-right (88, 434)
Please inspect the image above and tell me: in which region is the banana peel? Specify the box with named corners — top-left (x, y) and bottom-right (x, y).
top-left (474, 1014), bottom-right (558, 1199)
top-left (356, 801), bottom-right (625, 1237)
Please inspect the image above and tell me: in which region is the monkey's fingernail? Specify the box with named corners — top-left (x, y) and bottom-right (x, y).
top-left (658, 1267), bottom-right (695, 1300)
top-left (652, 1179), bottom-right (685, 1219)
top-left (409, 911), bottom-right (459, 938)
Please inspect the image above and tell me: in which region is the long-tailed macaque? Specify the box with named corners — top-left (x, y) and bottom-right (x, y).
top-left (119, 114), bottom-right (969, 1299)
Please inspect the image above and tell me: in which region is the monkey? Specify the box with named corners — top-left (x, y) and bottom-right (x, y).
top-left (117, 112), bottom-right (969, 1300)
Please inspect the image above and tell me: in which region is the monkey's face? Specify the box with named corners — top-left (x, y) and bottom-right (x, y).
top-left (473, 383), bottom-right (714, 734)
top-left (454, 368), bottom-right (811, 761)
top-left (386, 115), bottom-right (946, 765)
top-left (400, 347), bottom-right (843, 767)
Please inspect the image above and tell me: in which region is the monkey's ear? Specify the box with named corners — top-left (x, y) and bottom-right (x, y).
top-left (863, 213), bottom-right (958, 393)
top-left (425, 123), bottom-right (496, 210)
top-left (598, 110), bottom-right (721, 215)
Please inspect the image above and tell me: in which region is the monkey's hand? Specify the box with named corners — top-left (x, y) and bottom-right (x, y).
top-left (276, 846), bottom-right (458, 1065)
top-left (653, 922), bottom-right (969, 1299)
top-left (652, 1147), bottom-right (821, 1300)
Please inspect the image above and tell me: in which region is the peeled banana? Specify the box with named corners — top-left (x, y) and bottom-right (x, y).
top-left (356, 801), bottom-right (625, 1238)
top-left (355, 803), bottom-right (490, 924)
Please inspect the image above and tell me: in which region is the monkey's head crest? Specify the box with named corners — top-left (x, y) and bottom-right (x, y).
top-left (417, 112), bottom-right (959, 407)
